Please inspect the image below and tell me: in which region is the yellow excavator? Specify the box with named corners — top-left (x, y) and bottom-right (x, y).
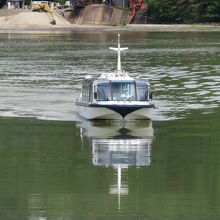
top-left (32, 2), bottom-right (56, 25)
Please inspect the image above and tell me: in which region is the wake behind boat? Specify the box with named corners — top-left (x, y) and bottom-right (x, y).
top-left (75, 34), bottom-right (155, 120)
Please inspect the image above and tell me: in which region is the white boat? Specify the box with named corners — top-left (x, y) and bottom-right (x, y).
top-left (75, 34), bottom-right (155, 120)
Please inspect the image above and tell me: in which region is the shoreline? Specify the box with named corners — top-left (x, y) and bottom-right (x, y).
top-left (0, 24), bottom-right (220, 34)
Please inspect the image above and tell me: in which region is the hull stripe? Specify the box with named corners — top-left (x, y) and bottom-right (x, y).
top-left (75, 102), bottom-right (155, 118)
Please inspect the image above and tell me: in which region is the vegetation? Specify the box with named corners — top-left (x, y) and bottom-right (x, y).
top-left (147, 0), bottom-right (220, 23)
top-left (0, 0), bottom-right (219, 23)
top-left (0, 0), bottom-right (6, 8)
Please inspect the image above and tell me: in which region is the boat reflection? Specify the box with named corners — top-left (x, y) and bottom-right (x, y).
top-left (76, 118), bottom-right (154, 209)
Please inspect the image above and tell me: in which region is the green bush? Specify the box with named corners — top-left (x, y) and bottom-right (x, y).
top-left (0, 0), bottom-right (6, 8)
top-left (147, 0), bottom-right (220, 23)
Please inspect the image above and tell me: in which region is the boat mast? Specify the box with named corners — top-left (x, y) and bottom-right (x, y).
top-left (109, 34), bottom-right (128, 72)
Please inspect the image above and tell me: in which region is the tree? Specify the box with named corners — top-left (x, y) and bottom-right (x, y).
top-left (147, 0), bottom-right (220, 23)
top-left (200, 0), bottom-right (220, 22)
top-left (0, 0), bottom-right (7, 8)
top-left (25, 0), bottom-right (31, 5)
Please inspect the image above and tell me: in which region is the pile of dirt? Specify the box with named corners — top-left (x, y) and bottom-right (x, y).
top-left (0, 9), bottom-right (23, 17)
top-left (0, 11), bottom-right (72, 28)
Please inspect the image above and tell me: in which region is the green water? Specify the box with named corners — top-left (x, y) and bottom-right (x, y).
top-left (0, 31), bottom-right (220, 219)
top-left (0, 113), bottom-right (220, 220)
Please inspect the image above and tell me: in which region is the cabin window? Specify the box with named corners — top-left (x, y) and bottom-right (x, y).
top-left (96, 82), bottom-right (111, 101)
top-left (112, 82), bottom-right (136, 101)
top-left (82, 80), bottom-right (93, 102)
top-left (136, 81), bottom-right (148, 101)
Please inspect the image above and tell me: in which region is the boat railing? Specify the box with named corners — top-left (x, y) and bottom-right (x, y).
top-left (100, 70), bottom-right (130, 79)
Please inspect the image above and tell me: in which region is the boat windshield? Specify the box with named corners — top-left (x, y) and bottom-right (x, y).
top-left (112, 81), bottom-right (135, 101)
top-left (95, 80), bottom-right (148, 101)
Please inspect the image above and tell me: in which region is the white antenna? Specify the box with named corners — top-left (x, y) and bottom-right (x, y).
top-left (109, 34), bottom-right (128, 72)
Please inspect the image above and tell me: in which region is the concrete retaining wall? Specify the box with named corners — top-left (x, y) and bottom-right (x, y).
top-left (64, 5), bottom-right (128, 26)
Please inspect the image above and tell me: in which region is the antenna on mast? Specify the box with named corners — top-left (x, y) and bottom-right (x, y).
top-left (109, 34), bottom-right (128, 72)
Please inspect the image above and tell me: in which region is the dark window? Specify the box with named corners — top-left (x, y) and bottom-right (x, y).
top-left (97, 82), bottom-right (111, 101)
top-left (136, 81), bottom-right (148, 101)
top-left (82, 80), bottom-right (93, 102)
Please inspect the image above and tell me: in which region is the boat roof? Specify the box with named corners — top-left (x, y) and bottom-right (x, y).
top-left (99, 70), bottom-right (133, 80)
top-left (82, 77), bottom-right (149, 85)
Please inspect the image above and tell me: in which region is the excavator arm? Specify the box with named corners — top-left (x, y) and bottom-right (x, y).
top-left (128, 0), bottom-right (148, 24)
top-left (32, 3), bottom-right (56, 25)
top-left (42, 3), bottom-right (56, 25)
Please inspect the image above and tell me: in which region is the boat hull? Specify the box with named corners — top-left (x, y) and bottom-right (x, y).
top-left (75, 103), bottom-right (155, 120)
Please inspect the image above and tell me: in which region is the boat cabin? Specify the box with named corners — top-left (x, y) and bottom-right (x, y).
top-left (81, 79), bottom-right (151, 102)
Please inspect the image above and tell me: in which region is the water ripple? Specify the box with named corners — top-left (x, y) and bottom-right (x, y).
top-left (0, 32), bottom-right (219, 121)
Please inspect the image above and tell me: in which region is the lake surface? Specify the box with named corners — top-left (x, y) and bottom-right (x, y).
top-left (0, 31), bottom-right (220, 220)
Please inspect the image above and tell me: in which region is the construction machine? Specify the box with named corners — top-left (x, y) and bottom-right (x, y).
top-left (32, 1), bottom-right (56, 25)
top-left (128, 0), bottom-right (148, 23)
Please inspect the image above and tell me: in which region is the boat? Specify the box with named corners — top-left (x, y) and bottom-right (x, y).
top-left (75, 34), bottom-right (155, 120)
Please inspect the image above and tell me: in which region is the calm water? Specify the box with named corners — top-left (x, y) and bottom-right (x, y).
top-left (0, 31), bottom-right (220, 220)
